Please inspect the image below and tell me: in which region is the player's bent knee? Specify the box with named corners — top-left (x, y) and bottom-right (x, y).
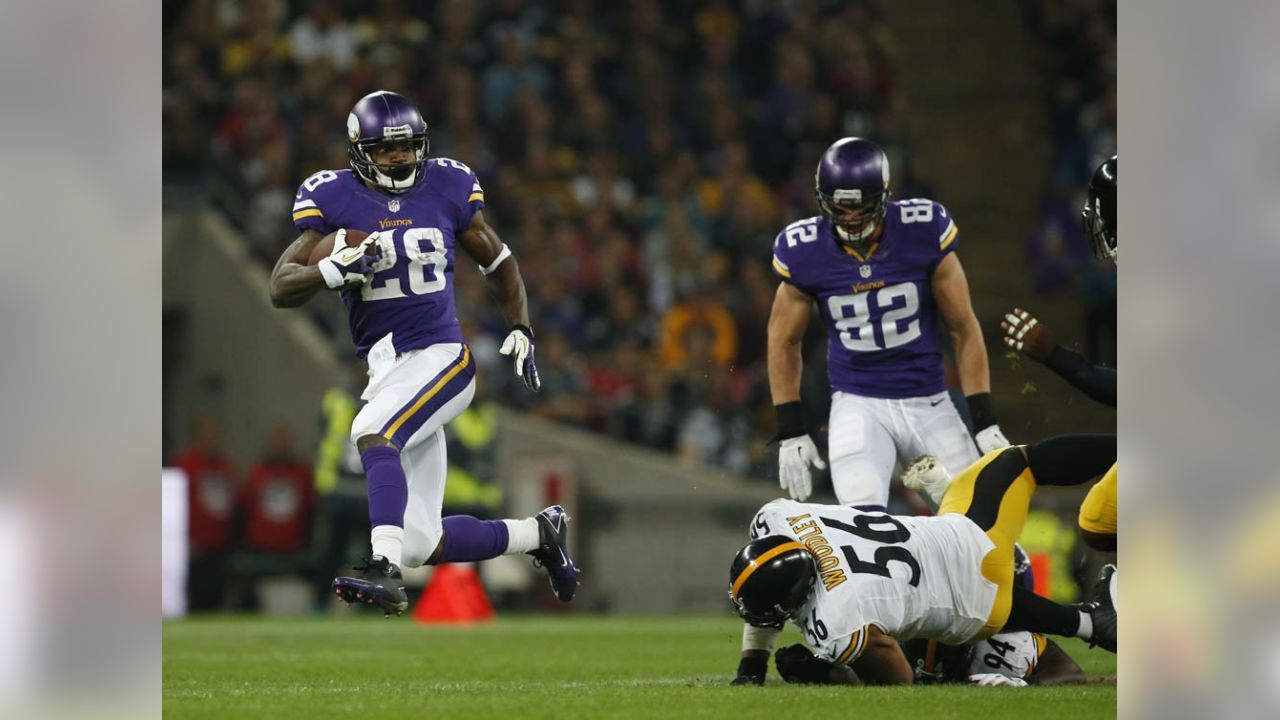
top-left (356, 433), bottom-right (396, 453)
top-left (424, 534), bottom-right (446, 566)
top-left (402, 527), bottom-right (444, 568)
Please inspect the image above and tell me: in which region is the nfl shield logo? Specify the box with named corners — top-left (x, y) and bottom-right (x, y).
top-left (859, 264), bottom-right (872, 278)
top-left (388, 199), bottom-right (401, 213)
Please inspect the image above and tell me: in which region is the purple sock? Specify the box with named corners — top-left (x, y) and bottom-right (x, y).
top-left (439, 516), bottom-right (510, 563)
top-left (362, 446), bottom-right (407, 528)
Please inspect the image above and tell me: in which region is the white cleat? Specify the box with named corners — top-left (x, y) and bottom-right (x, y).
top-left (902, 454), bottom-right (952, 504)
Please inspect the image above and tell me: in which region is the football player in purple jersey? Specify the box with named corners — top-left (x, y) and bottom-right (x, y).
top-left (268, 91), bottom-right (578, 615)
top-left (768, 137), bottom-right (1009, 509)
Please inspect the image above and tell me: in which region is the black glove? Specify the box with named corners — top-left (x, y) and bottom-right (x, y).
top-left (731, 653), bottom-right (767, 686)
top-left (774, 644), bottom-right (837, 685)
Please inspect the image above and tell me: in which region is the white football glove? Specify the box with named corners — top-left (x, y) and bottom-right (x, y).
top-left (778, 435), bottom-right (825, 501)
top-left (901, 454), bottom-right (952, 505)
top-left (499, 325), bottom-right (540, 392)
top-left (1000, 307), bottom-right (1056, 362)
top-left (968, 673), bottom-right (1027, 687)
top-left (1002, 309), bottom-right (1038, 352)
top-left (318, 229), bottom-right (379, 289)
top-left (974, 424), bottom-right (1011, 455)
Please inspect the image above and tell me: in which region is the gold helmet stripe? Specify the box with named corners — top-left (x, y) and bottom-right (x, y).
top-left (730, 540), bottom-right (809, 600)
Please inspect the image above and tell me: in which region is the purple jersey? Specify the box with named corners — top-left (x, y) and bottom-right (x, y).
top-left (291, 158), bottom-right (485, 358)
top-left (771, 199), bottom-right (960, 398)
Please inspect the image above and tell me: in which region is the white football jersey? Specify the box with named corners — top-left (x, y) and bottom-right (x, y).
top-left (749, 499), bottom-right (998, 663)
top-left (968, 631), bottom-right (1047, 679)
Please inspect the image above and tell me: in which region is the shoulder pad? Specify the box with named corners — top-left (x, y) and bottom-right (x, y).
top-left (292, 169), bottom-right (350, 232)
top-left (774, 217), bottom-right (822, 252)
top-left (771, 217), bottom-right (823, 282)
top-left (893, 198), bottom-right (956, 254)
top-left (430, 157), bottom-right (485, 207)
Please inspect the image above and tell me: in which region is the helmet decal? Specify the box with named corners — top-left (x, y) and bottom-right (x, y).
top-left (347, 113), bottom-right (360, 142)
top-left (382, 124), bottom-right (413, 140)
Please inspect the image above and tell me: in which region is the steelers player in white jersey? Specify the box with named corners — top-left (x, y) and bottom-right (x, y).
top-left (772, 630), bottom-right (1085, 687)
top-left (728, 434), bottom-right (1117, 685)
top-left (770, 546), bottom-right (1086, 686)
top-left (768, 543), bottom-right (1087, 687)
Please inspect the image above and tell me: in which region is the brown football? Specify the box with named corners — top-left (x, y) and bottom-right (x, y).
top-left (307, 229), bottom-right (375, 265)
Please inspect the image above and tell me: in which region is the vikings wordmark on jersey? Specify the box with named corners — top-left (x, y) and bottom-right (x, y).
top-left (771, 199), bottom-right (959, 399)
top-left (292, 158), bottom-right (485, 359)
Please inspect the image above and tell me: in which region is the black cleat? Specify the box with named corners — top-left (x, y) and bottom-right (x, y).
top-left (1075, 564), bottom-right (1117, 652)
top-left (529, 505), bottom-right (580, 602)
top-left (332, 555), bottom-right (408, 617)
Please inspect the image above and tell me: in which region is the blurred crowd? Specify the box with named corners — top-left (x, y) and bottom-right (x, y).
top-left (164, 0), bottom-right (1114, 478)
top-left (165, 0), bottom-right (917, 478)
top-left (1020, 0), bottom-right (1117, 364)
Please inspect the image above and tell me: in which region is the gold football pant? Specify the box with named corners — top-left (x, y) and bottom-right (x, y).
top-left (938, 447), bottom-right (1036, 639)
top-left (1078, 463), bottom-right (1118, 550)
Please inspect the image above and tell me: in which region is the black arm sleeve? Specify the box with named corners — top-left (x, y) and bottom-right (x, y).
top-left (1043, 345), bottom-right (1117, 408)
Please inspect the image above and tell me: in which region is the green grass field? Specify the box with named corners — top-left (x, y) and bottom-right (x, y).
top-left (164, 615), bottom-right (1115, 719)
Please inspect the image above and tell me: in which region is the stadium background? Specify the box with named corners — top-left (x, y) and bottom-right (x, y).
top-left (162, 0), bottom-right (1115, 616)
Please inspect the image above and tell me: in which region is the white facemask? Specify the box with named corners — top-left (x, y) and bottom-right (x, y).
top-left (835, 220), bottom-right (878, 243)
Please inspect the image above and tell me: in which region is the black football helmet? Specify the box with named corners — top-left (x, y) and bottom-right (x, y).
top-left (728, 536), bottom-right (816, 628)
top-left (1082, 155), bottom-right (1117, 263)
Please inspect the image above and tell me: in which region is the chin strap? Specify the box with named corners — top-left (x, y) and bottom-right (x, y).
top-left (372, 166), bottom-right (417, 192)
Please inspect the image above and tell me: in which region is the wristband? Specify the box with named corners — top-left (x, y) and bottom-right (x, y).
top-left (736, 653), bottom-right (768, 680)
top-left (510, 324), bottom-right (535, 340)
top-left (773, 402), bottom-right (806, 441)
top-left (480, 243), bottom-right (512, 275)
top-left (965, 393), bottom-right (997, 431)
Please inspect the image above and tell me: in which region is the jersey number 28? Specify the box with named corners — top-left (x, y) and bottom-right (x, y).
top-left (362, 228), bottom-right (448, 301)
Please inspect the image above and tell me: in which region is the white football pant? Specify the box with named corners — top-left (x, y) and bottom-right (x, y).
top-left (827, 390), bottom-right (979, 507)
top-left (350, 340), bottom-right (476, 566)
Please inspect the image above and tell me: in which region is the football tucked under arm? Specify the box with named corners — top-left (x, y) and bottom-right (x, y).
top-left (305, 228), bottom-right (375, 266)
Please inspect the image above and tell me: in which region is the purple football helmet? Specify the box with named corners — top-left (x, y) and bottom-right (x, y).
top-left (347, 90), bottom-right (430, 193)
top-left (815, 138), bottom-right (891, 247)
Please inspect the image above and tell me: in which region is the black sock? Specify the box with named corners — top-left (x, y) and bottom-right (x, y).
top-left (1004, 585), bottom-right (1081, 636)
top-left (1024, 434), bottom-right (1116, 486)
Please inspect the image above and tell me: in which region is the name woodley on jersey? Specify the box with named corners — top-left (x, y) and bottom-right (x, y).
top-left (786, 513), bottom-right (848, 591)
